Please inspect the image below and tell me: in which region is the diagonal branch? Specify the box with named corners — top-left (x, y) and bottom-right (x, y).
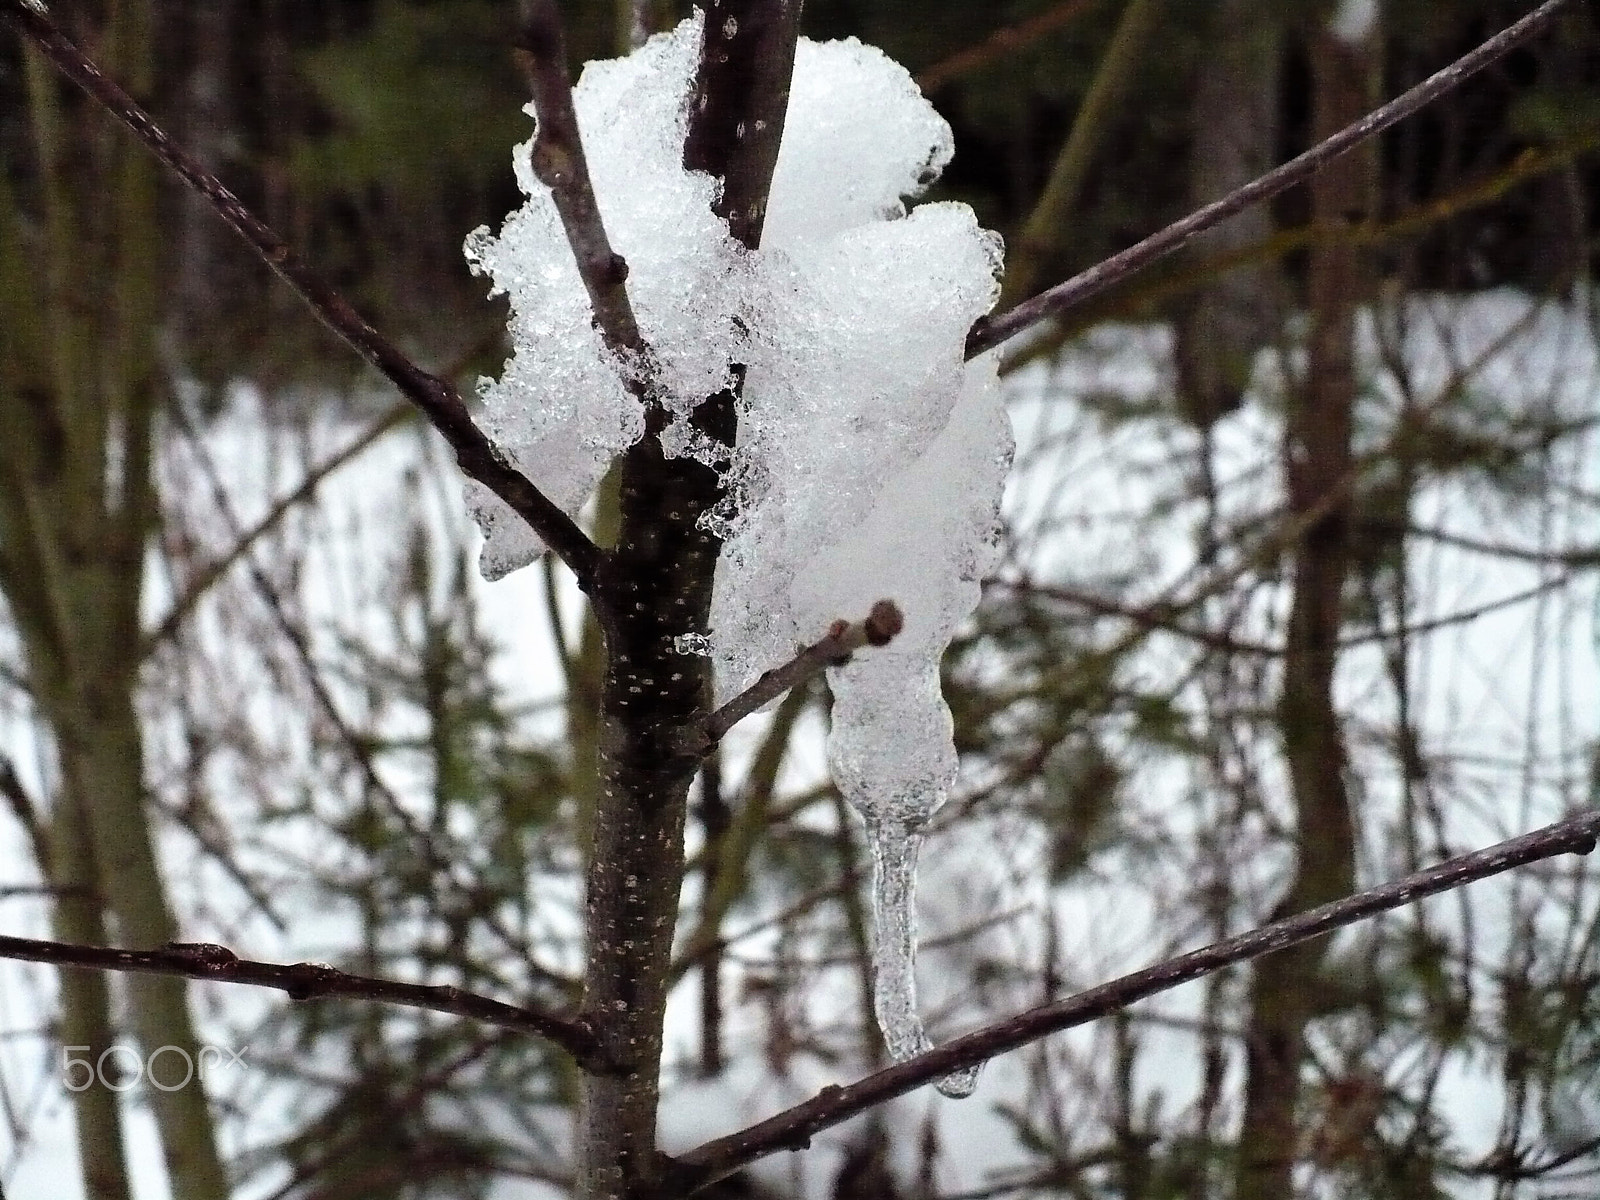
top-left (667, 806), bottom-right (1600, 1192)
top-left (0, 933), bottom-right (615, 1070)
top-left (915, 0), bottom-right (1103, 95)
top-left (144, 401), bottom-right (411, 658)
top-left (514, 0), bottom-right (652, 382)
top-left (0, 0), bottom-right (601, 591)
top-left (690, 600), bottom-right (903, 755)
top-left (966, 0), bottom-right (1574, 358)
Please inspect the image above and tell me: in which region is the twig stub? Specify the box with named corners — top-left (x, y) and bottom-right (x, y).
top-left (862, 599), bottom-right (904, 647)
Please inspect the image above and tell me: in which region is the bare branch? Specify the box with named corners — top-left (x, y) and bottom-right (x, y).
top-left (0, 934), bottom-right (614, 1070)
top-left (966, 0), bottom-right (1575, 358)
top-left (0, 0), bottom-right (602, 591)
top-left (515, 0), bottom-right (653, 382)
top-left (692, 600), bottom-right (903, 753)
top-left (916, 0), bottom-right (1102, 95)
top-left (144, 401), bottom-right (411, 657)
top-left (668, 807), bottom-right (1600, 1191)
top-left (169, 410), bottom-right (577, 997)
top-left (0, 755), bottom-right (49, 870)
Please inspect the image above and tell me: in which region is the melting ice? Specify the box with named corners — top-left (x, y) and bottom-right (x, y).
top-left (466, 15), bottom-right (1012, 1098)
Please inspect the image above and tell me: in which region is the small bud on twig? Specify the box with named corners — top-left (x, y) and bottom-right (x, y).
top-left (695, 599), bottom-right (906, 752)
top-left (862, 599), bottom-right (903, 647)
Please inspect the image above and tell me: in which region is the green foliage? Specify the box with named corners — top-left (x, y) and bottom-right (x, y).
top-left (1038, 736), bottom-right (1122, 882)
top-left (293, 0), bottom-right (528, 195)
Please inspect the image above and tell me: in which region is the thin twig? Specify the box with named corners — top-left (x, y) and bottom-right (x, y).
top-left (144, 401), bottom-right (412, 657)
top-left (693, 600), bottom-right (903, 753)
top-left (667, 806), bottom-right (1600, 1191)
top-left (0, 0), bottom-right (601, 590)
top-left (0, 757), bottom-right (48, 870)
top-left (997, 129), bottom-right (1600, 375)
top-left (915, 0), bottom-right (1104, 94)
top-left (169, 409), bottom-right (576, 997)
top-left (1001, 572), bottom-right (1579, 658)
top-left (514, 0), bottom-right (653, 385)
top-left (147, 333), bottom-right (500, 657)
top-left (966, 0), bottom-right (1574, 358)
top-left (0, 934), bottom-right (612, 1069)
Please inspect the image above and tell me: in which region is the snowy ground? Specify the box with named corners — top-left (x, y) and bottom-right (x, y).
top-left (2, 286), bottom-right (1595, 1197)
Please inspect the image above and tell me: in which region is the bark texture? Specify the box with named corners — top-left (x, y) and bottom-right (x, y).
top-left (574, 5), bottom-right (799, 1198)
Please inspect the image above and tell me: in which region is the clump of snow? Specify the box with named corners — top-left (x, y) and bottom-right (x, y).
top-left (463, 17), bottom-right (744, 577)
top-left (466, 17), bottom-right (1011, 1095)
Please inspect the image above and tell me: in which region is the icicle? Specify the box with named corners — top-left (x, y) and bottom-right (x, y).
top-left (865, 814), bottom-right (981, 1098)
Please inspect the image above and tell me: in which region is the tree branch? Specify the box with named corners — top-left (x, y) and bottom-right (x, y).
top-left (0, 0), bottom-right (602, 592)
top-left (668, 806), bottom-right (1600, 1192)
top-left (966, 0), bottom-right (1574, 358)
top-left (0, 934), bottom-right (615, 1070)
top-left (915, 0), bottom-right (1103, 95)
top-left (144, 401), bottom-right (411, 658)
top-left (691, 600), bottom-right (902, 754)
top-left (514, 0), bottom-right (653, 384)
top-left (683, 0), bottom-right (803, 250)
top-left (0, 755), bottom-right (49, 871)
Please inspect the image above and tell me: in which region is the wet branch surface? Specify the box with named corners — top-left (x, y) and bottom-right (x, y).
top-left (0, 934), bottom-right (613, 1069)
top-left (0, 0), bottom-right (601, 591)
top-left (666, 807), bottom-right (1600, 1191)
top-left (966, 0), bottom-right (1574, 357)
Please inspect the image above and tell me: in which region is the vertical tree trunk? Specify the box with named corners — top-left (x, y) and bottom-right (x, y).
top-left (0, 7), bottom-right (231, 1197)
top-left (574, 5), bottom-right (799, 1198)
top-left (1173, 0), bottom-right (1282, 429)
top-left (1234, 12), bottom-right (1376, 1200)
top-left (579, 432), bottom-right (727, 1198)
top-left (47, 796), bottom-right (135, 1200)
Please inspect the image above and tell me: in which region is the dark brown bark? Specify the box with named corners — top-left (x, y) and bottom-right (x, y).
top-left (517, 0), bottom-right (650, 378)
top-left (574, 5), bottom-right (800, 1198)
top-left (1235, 20), bottom-right (1373, 1200)
top-left (696, 752), bottom-right (729, 1077)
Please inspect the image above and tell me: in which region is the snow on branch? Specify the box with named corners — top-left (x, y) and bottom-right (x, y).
top-left (0, 934), bottom-right (615, 1070)
top-left (514, 0), bottom-right (652, 384)
top-left (0, 0), bottom-right (603, 592)
top-left (966, 0), bottom-right (1575, 358)
top-left (468, 17), bottom-right (1010, 1096)
top-left (669, 808), bottom-right (1600, 1192)
top-left (682, 0), bottom-right (802, 251)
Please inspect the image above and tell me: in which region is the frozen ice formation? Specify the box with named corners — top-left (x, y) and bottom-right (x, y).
top-left (465, 14), bottom-right (1012, 1097)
